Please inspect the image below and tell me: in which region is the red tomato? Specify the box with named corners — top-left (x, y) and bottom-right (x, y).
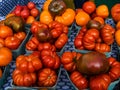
top-left (38, 68), bottom-right (57, 87)
top-left (61, 51), bottom-right (82, 72)
top-left (12, 68), bottom-right (36, 86)
top-left (27, 2), bottom-right (35, 10)
top-left (41, 49), bottom-right (61, 69)
top-left (30, 8), bottom-right (39, 17)
top-left (90, 74), bottom-right (111, 90)
top-left (21, 9), bottom-right (30, 19)
top-left (70, 71), bottom-right (88, 90)
top-left (82, 1), bottom-right (96, 14)
top-left (4, 36), bottom-right (21, 50)
top-left (107, 57), bottom-right (120, 81)
top-left (16, 55), bottom-right (43, 73)
top-left (14, 31), bottom-right (26, 41)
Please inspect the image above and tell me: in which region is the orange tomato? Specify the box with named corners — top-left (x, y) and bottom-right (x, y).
top-left (0, 68), bottom-right (2, 78)
top-left (40, 10), bottom-right (53, 25)
top-left (0, 47), bottom-right (12, 66)
top-left (116, 21), bottom-right (120, 30)
top-left (96, 5), bottom-right (109, 18)
top-left (93, 16), bottom-right (105, 24)
top-left (26, 16), bottom-right (35, 24)
top-left (115, 29), bottom-right (120, 46)
top-left (75, 10), bottom-right (91, 26)
top-left (0, 25), bottom-right (13, 39)
top-left (0, 38), bottom-right (4, 48)
top-left (82, 1), bottom-right (96, 14)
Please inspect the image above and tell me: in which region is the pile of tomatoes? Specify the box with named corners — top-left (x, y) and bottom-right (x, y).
top-left (0, 0), bottom-right (120, 89)
top-left (12, 49), bottom-right (61, 87)
top-left (61, 51), bottom-right (120, 90)
top-left (8, 2), bottom-right (40, 24)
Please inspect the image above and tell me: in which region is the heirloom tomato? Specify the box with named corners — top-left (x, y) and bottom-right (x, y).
top-left (38, 68), bottom-right (57, 87)
top-left (107, 57), bottom-right (120, 81)
top-left (101, 24), bottom-right (115, 45)
top-left (14, 31), bottom-right (26, 41)
top-left (83, 29), bottom-right (99, 50)
top-left (55, 33), bottom-right (68, 49)
top-left (26, 36), bottom-right (39, 51)
top-left (94, 43), bottom-right (110, 53)
top-left (61, 51), bottom-right (82, 72)
top-left (16, 54), bottom-right (42, 73)
top-left (41, 49), bottom-right (60, 69)
top-left (12, 69), bottom-right (36, 86)
top-left (38, 42), bottom-right (56, 52)
top-left (90, 74), bottom-right (111, 90)
top-left (70, 71), bottom-right (88, 90)
top-left (5, 36), bottom-right (21, 50)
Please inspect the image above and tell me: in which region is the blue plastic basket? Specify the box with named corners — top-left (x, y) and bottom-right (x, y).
top-left (0, 65), bottom-right (10, 88)
top-left (73, 18), bottom-right (116, 57)
top-left (65, 69), bottom-right (120, 90)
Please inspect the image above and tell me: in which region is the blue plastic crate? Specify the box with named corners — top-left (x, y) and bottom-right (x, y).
top-left (65, 69), bottom-right (120, 90)
top-left (73, 18), bottom-right (116, 57)
top-left (0, 65), bottom-right (10, 88)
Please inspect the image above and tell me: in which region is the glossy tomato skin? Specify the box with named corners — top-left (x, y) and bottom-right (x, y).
top-left (14, 31), bottom-right (26, 41)
top-left (61, 51), bottom-right (82, 72)
top-left (70, 71), bottom-right (88, 90)
top-left (90, 74), bottom-right (111, 90)
top-left (0, 47), bottom-right (12, 66)
top-left (55, 33), bottom-right (68, 49)
top-left (16, 54), bottom-right (42, 73)
top-left (107, 57), bottom-right (120, 81)
top-left (27, 2), bottom-right (35, 10)
top-left (82, 1), bottom-right (96, 14)
top-left (94, 43), bottom-right (111, 53)
top-left (26, 36), bottom-right (39, 50)
top-left (0, 25), bottom-right (13, 39)
top-left (41, 49), bottom-right (60, 69)
top-left (38, 68), bottom-right (57, 87)
top-left (101, 24), bottom-right (115, 45)
top-left (12, 69), bottom-right (36, 86)
top-left (74, 26), bottom-right (87, 50)
top-left (83, 29), bottom-right (99, 50)
top-left (30, 8), bottom-right (39, 17)
top-left (38, 42), bottom-right (56, 52)
top-left (4, 36), bottom-right (21, 50)
top-left (49, 21), bottom-right (68, 38)
top-left (30, 21), bottom-right (48, 35)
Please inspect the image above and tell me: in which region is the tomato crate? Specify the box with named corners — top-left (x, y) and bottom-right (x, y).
top-left (25, 24), bottom-right (74, 56)
top-left (10, 66), bottom-right (61, 90)
top-left (0, 65), bottom-right (10, 88)
top-left (64, 69), bottom-right (120, 90)
top-left (11, 27), bottom-right (31, 60)
top-left (73, 18), bottom-right (116, 57)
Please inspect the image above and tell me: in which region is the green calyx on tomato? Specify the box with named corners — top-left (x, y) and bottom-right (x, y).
top-left (48, 0), bottom-right (66, 16)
